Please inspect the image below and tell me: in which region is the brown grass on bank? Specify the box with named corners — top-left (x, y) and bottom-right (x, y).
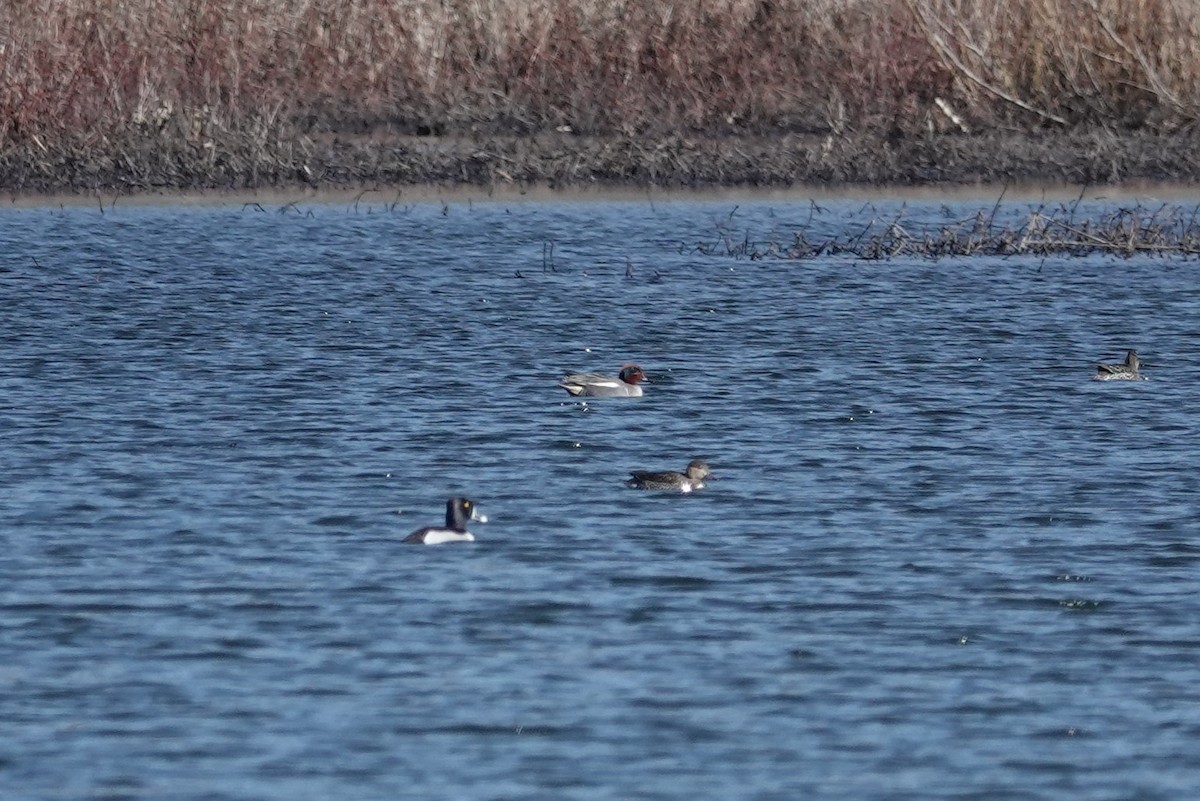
top-left (0, 0), bottom-right (928, 145)
top-left (905, 0), bottom-right (1200, 130)
top-left (1, 0), bottom-right (1198, 184)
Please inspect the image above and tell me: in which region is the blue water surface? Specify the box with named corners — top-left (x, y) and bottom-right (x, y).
top-left (2, 190), bottom-right (1199, 800)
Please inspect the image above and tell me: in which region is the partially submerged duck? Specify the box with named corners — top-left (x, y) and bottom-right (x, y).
top-left (625, 459), bottom-right (713, 493)
top-left (1093, 350), bottom-right (1145, 381)
top-left (560, 364), bottom-right (648, 397)
top-left (402, 497), bottom-right (487, 544)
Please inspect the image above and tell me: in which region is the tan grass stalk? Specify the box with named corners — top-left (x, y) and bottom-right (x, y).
top-left (1, 0), bottom-right (1199, 155)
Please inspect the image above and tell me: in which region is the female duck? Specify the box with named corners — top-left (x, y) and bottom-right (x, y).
top-left (560, 364), bottom-right (648, 397)
top-left (1093, 350), bottom-right (1144, 381)
top-left (403, 497), bottom-right (488, 544)
top-left (625, 459), bottom-right (713, 493)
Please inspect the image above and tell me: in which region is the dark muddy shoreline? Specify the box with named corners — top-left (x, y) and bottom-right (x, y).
top-left (4, 130), bottom-right (1200, 197)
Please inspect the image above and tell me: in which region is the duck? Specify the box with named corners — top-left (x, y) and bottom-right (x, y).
top-left (625, 459), bottom-right (713, 493)
top-left (1093, 349), bottom-right (1144, 381)
top-left (559, 364), bottom-right (648, 397)
top-left (402, 497), bottom-right (487, 544)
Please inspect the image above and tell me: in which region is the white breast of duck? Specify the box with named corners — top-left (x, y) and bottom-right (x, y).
top-left (406, 528), bottom-right (476, 545)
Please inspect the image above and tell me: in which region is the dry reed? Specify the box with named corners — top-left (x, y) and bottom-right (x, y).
top-left (2, 0), bottom-right (1199, 189)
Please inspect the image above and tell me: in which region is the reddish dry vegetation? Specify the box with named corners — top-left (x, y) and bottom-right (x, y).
top-left (1, 0), bottom-right (1199, 188)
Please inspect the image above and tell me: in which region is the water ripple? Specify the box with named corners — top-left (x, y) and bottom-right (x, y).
top-left (2, 196), bottom-right (1199, 800)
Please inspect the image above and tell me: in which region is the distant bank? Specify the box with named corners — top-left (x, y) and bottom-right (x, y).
top-left (5, 0), bottom-right (1200, 195)
top-left (4, 130), bottom-right (1200, 198)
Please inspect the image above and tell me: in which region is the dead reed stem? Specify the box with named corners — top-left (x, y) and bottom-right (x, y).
top-left (4, 0), bottom-right (1200, 150)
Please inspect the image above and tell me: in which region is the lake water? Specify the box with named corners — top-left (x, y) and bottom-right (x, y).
top-left (3, 190), bottom-right (1199, 800)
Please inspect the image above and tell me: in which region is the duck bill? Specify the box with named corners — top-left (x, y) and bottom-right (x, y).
top-left (471, 508), bottom-right (489, 524)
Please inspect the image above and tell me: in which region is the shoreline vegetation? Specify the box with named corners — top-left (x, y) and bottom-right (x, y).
top-left (4, 0), bottom-right (1200, 195)
top-left (695, 196), bottom-right (1200, 259)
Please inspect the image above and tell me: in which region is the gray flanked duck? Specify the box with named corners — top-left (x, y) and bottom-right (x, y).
top-left (402, 497), bottom-right (488, 544)
top-left (560, 364), bottom-right (648, 397)
top-left (1093, 350), bottom-right (1145, 381)
top-left (625, 459), bottom-right (713, 493)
